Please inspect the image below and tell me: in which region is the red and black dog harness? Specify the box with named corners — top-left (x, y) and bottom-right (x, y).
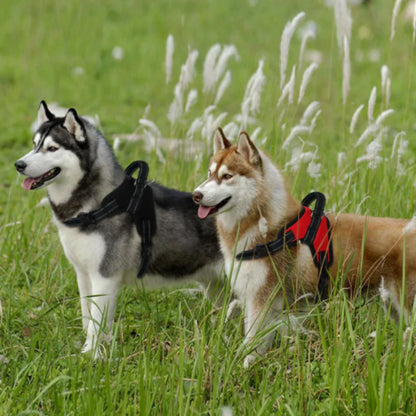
top-left (236, 192), bottom-right (333, 300)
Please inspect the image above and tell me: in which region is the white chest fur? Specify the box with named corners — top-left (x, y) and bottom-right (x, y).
top-left (56, 222), bottom-right (106, 274)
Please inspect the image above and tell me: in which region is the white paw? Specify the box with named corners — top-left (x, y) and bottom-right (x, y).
top-left (243, 354), bottom-right (257, 369)
top-left (81, 341), bottom-right (93, 354)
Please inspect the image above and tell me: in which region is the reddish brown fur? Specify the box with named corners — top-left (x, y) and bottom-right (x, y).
top-left (197, 129), bottom-right (416, 366)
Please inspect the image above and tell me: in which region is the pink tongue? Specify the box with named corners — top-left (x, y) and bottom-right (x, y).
top-left (23, 177), bottom-right (37, 191)
top-left (198, 205), bottom-right (214, 219)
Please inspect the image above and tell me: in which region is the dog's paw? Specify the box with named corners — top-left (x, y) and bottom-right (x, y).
top-left (243, 353), bottom-right (257, 369)
top-left (226, 299), bottom-right (243, 321)
top-left (82, 342), bottom-right (106, 360)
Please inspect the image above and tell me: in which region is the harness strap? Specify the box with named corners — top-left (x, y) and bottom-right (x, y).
top-left (236, 191), bottom-right (333, 300)
top-left (64, 160), bottom-right (157, 278)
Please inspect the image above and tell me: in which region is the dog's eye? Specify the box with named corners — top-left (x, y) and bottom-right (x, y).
top-left (47, 146), bottom-right (58, 152)
top-left (223, 174), bottom-right (233, 180)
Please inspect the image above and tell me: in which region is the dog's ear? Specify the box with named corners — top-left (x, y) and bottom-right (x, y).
top-left (37, 100), bottom-right (55, 125)
top-left (237, 131), bottom-right (261, 167)
top-left (63, 108), bottom-right (86, 144)
top-left (213, 127), bottom-right (232, 154)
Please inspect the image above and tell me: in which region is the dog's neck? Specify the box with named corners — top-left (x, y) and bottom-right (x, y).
top-left (48, 148), bottom-right (125, 223)
top-left (217, 155), bottom-right (301, 255)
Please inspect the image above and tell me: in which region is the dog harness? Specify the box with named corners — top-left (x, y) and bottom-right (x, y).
top-left (236, 192), bottom-right (333, 300)
top-left (64, 160), bottom-right (157, 278)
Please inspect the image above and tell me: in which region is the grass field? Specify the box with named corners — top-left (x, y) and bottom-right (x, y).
top-left (2, 0), bottom-right (416, 414)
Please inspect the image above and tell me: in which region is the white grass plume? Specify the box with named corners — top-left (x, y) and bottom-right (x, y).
top-left (349, 104), bottom-right (364, 134)
top-left (300, 101), bottom-right (320, 125)
top-left (375, 109), bottom-right (394, 126)
top-left (282, 125), bottom-right (312, 149)
top-left (333, 0), bottom-right (352, 51)
top-left (185, 89), bottom-right (198, 113)
top-left (167, 84), bottom-right (183, 126)
top-left (215, 70), bottom-right (231, 105)
top-left (298, 63), bottom-right (318, 104)
top-left (307, 159), bottom-right (322, 179)
top-left (391, 132), bottom-right (408, 176)
top-left (391, 131), bottom-right (406, 159)
top-left (285, 145), bottom-right (315, 172)
top-left (139, 118), bottom-right (162, 138)
top-left (203, 44), bottom-right (238, 95)
top-left (277, 65), bottom-right (296, 107)
top-left (391, 0), bottom-right (403, 41)
top-left (381, 65), bottom-right (389, 98)
top-left (385, 77), bottom-right (391, 109)
top-left (355, 123), bottom-right (378, 147)
top-left (201, 111), bottom-right (228, 143)
top-left (203, 44), bottom-right (221, 94)
top-left (222, 122), bottom-right (239, 139)
top-left (250, 126), bottom-right (262, 141)
top-left (342, 35), bottom-right (350, 105)
top-left (179, 49), bottom-right (199, 91)
top-left (165, 34), bottom-right (174, 84)
top-left (280, 12), bottom-right (306, 90)
top-left (186, 117), bottom-right (203, 139)
top-left (381, 65), bottom-right (391, 107)
top-left (299, 21), bottom-right (317, 69)
top-left (214, 45), bottom-right (239, 87)
top-left (240, 59), bottom-right (266, 126)
top-left (356, 131), bottom-right (383, 169)
top-left (368, 87), bottom-right (377, 122)
top-left (413, 1), bottom-right (416, 43)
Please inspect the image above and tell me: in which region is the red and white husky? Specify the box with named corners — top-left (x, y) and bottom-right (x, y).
top-left (193, 128), bottom-right (416, 367)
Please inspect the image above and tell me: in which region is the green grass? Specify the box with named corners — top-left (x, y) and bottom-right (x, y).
top-left (2, 0), bottom-right (416, 414)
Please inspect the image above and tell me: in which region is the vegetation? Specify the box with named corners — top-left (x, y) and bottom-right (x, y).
top-left (1, 0), bottom-right (416, 414)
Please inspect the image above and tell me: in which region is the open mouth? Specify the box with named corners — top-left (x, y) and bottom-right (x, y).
top-left (22, 168), bottom-right (61, 190)
top-left (197, 196), bottom-right (231, 219)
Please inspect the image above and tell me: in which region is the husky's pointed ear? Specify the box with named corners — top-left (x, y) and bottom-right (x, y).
top-left (213, 127), bottom-right (231, 154)
top-left (237, 131), bottom-right (261, 166)
top-left (37, 100), bottom-right (55, 125)
top-left (63, 108), bottom-right (86, 144)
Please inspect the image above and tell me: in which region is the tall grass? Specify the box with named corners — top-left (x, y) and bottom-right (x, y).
top-left (1, 0), bottom-right (416, 414)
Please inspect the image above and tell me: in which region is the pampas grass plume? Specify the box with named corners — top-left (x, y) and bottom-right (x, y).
top-left (165, 34), bottom-right (174, 84)
top-left (342, 35), bottom-right (350, 105)
top-left (350, 104), bottom-right (364, 134)
top-left (391, 0), bottom-right (403, 41)
top-left (185, 89), bottom-right (198, 113)
top-left (203, 44), bottom-right (222, 94)
top-left (215, 71), bottom-right (231, 105)
top-left (280, 12), bottom-right (305, 90)
top-left (368, 86), bottom-right (377, 122)
top-left (298, 63), bottom-right (318, 104)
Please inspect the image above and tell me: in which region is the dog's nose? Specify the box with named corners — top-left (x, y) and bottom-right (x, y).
top-left (15, 160), bottom-right (27, 173)
top-left (192, 191), bottom-right (203, 204)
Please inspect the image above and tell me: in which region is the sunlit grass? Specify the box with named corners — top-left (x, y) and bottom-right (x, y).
top-left (1, 0), bottom-right (416, 414)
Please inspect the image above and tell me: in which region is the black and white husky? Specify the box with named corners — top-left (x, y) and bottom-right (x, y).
top-left (15, 101), bottom-right (223, 356)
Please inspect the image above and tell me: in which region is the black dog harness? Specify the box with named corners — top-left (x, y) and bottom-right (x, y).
top-left (236, 192), bottom-right (333, 300)
top-left (64, 161), bottom-right (157, 278)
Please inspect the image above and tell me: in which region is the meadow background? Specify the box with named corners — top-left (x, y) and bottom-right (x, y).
top-left (1, 0), bottom-right (416, 414)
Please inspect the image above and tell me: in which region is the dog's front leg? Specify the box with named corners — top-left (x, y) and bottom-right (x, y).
top-left (75, 267), bottom-right (92, 332)
top-left (82, 273), bottom-right (122, 358)
top-left (242, 300), bottom-right (277, 368)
